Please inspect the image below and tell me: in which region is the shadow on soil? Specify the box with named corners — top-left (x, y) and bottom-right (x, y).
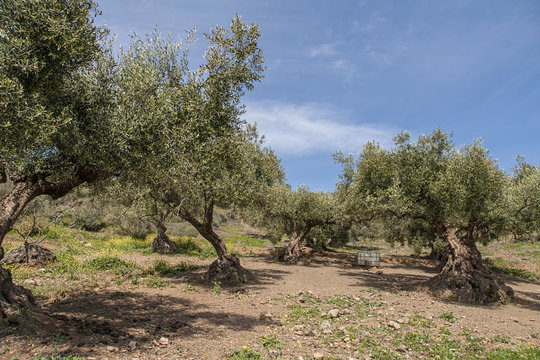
top-left (36, 284), bottom-right (281, 358)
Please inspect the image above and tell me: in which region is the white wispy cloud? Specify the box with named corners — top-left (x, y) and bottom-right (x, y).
top-left (244, 101), bottom-right (396, 156)
top-left (309, 43), bottom-right (339, 58)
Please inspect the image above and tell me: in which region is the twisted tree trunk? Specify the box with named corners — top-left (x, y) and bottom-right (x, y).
top-left (182, 205), bottom-right (253, 285)
top-left (427, 228), bottom-right (514, 304)
top-left (150, 220), bottom-right (177, 254)
top-left (1, 175), bottom-right (86, 319)
top-left (281, 225), bottom-right (312, 263)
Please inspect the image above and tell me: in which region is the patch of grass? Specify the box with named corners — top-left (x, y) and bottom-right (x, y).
top-left (31, 351), bottom-right (85, 360)
top-left (175, 236), bottom-right (204, 254)
top-left (146, 276), bottom-right (166, 288)
top-left (228, 347), bottom-right (262, 360)
top-left (439, 311), bottom-right (459, 323)
top-left (486, 346), bottom-right (540, 360)
top-left (85, 256), bottom-right (138, 276)
top-left (258, 335), bottom-right (284, 349)
top-left (485, 258), bottom-right (539, 281)
top-left (150, 260), bottom-right (194, 275)
top-left (213, 281), bottom-right (221, 295)
top-left (101, 235), bottom-right (151, 252)
top-left (199, 246), bottom-right (218, 259)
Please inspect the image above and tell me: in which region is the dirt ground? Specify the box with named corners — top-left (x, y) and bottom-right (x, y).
top-left (1, 248), bottom-right (539, 360)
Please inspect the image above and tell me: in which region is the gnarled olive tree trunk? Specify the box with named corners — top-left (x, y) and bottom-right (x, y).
top-left (1, 176), bottom-right (84, 319)
top-left (150, 219), bottom-right (177, 254)
top-left (182, 205), bottom-right (253, 285)
top-left (427, 228), bottom-right (514, 304)
top-left (280, 225), bottom-right (312, 263)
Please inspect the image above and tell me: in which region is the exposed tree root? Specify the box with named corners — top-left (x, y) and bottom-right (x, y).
top-left (0, 266), bottom-right (36, 325)
top-left (204, 254), bottom-right (254, 285)
top-left (150, 234), bottom-right (177, 254)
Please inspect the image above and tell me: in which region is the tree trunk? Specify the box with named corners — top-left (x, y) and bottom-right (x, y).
top-left (182, 206), bottom-right (253, 285)
top-left (202, 226), bottom-right (253, 285)
top-left (279, 226), bottom-right (312, 263)
top-left (0, 176), bottom-right (85, 319)
top-left (150, 221), bottom-right (177, 254)
top-left (0, 180), bottom-right (44, 319)
top-left (427, 228), bottom-right (514, 304)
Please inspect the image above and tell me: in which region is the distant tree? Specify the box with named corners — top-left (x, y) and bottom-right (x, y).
top-left (339, 130), bottom-right (514, 304)
top-left (505, 158), bottom-right (540, 241)
top-left (263, 185), bottom-right (336, 262)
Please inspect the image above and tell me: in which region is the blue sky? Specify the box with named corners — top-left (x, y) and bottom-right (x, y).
top-left (98, 0), bottom-right (540, 191)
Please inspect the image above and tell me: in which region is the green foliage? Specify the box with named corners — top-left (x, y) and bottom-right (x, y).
top-left (485, 258), bottom-right (539, 281)
top-left (228, 348), bottom-right (262, 360)
top-left (505, 158), bottom-right (540, 241)
top-left (31, 350), bottom-right (85, 360)
top-left (439, 311), bottom-right (459, 323)
top-left (486, 346), bottom-right (540, 359)
top-left (145, 276), bottom-right (166, 288)
top-left (151, 260), bottom-right (194, 275)
top-left (337, 129), bottom-right (510, 275)
top-left (84, 256), bottom-right (137, 276)
top-left (213, 281), bottom-right (221, 295)
top-left (258, 335), bottom-right (284, 349)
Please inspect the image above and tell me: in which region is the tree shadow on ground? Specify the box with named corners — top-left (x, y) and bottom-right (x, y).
top-left (163, 263), bottom-right (290, 291)
top-left (37, 287), bottom-right (278, 359)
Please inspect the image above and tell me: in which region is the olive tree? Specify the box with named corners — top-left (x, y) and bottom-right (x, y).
top-left (505, 158), bottom-right (540, 241)
top-left (340, 130), bottom-right (513, 303)
top-left (0, 0), bottom-right (118, 319)
top-left (263, 185), bottom-right (336, 263)
top-left (109, 16), bottom-right (277, 283)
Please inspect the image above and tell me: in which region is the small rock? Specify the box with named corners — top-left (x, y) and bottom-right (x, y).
top-left (128, 341), bottom-right (137, 350)
top-left (320, 311), bottom-right (327, 317)
top-left (158, 337), bottom-right (169, 346)
top-left (259, 312), bottom-right (273, 321)
top-left (85, 242), bottom-right (92, 247)
top-left (388, 321), bottom-right (401, 330)
top-left (328, 309), bottom-right (340, 318)
top-left (292, 324), bottom-right (304, 331)
top-left (106, 346), bottom-right (118, 352)
top-left (323, 329), bottom-right (332, 334)
top-left (313, 352), bottom-right (324, 359)
top-left (376, 270), bottom-right (383, 275)
top-left (396, 344), bottom-right (407, 352)
top-left (320, 320), bottom-right (331, 328)
top-left (339, 308), bottom-right (351, 315)
top-left (298, 297), bottom-right (306, 303)
top-left (298, 357), bottom-right (304, 360)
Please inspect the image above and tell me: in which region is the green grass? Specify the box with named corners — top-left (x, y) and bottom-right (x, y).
top-left (258, 335), bottom-right (284, 349)
top-left (31, 351), bottom-right (85, 360)
top-left (150, 260), bottom-right (194, 275)
top-left (228, 348), bottom-right (262, 360)
top-left (485, 258), bottom-right (539, 281)
top-left (84, 256), bottom-right (138, 276)
top-left (439, 311), bottom-right (459, 323)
